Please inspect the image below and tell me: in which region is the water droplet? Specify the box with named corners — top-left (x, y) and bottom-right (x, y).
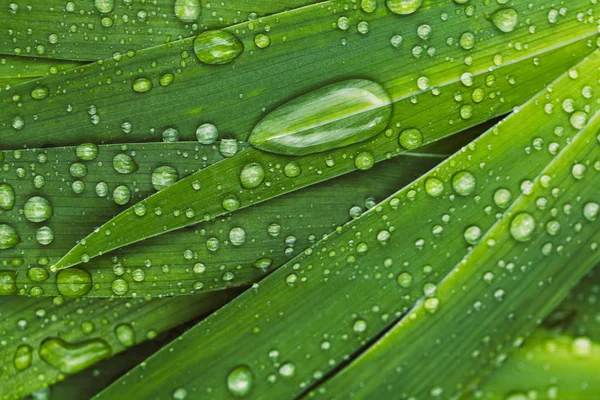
top-left (227, 365), bottom-right (253, 397)
top-left (493, 188), bottom-right (512, 208)
top-left (492, 8), bottom-right (518, 33)
top-left (36, 226), bottom-right (54, 245)
top-left (451, 171), bottom-right (476, 196)
top-left (112, 278), bottom-right (129, 295)
top-left (219, 139), bottom-right (239, 157)
top-left (509, 212), bottom-right (536, 242)
top-left (14, 344), bottom-right (33, 371)
top-left (173, 388), bottom-right (188, 400)
top-left (132, 78), bottom-right (153, 93)
top-left (94, 0), bottom-right (114, 13)
top-left (113, 185), bottom-right (131, 205)
top-left (229, 227), bottom-right (246, 246)
top-left (583, 202), bottom-right (598, 221)
top-left (0, 183), bottom-right (15, 210)
top-left (399, 128), bottom-right (423, 149)
top-left (396, 272), bottom-right (413, 288)
top-left (353, 319), bottom-right (367, 333)
top-left (69, 162), bottom-right (87, 178)
top-left (115, 323), bottom-right (135, 347)
top-left (196, 123), bottom-right (219, 144)
top-left (162, 127), bottom-right (180, 143)
top-left (279, 362), bottom-right (296, 378)
top-left (425, 178), bottom-right (444, 197)
top-left (151, 166), bottom-right (179, 190)
top-left (0, 270), bottom-right (17, 294)
top-left (459, 32), bottom-right (475, 50)
top-left (113, 154), bottom-right (138, 174)
top-left (194, 30), bottom-right (244, 65)
top-left (240, 163), bottom-right (265, 189)
top-left (570, 111), bottom-right (587, 129)
top-left (174, 0), bottom-right (200, 23)
top-left (31, 86), bottom-right (49, 100)
top-left (284, 162), bottom-right (301, 178)
top-left (24, 196), bottom-right (53, 223)
top-left (463, 225), bottom-right (482, 244)
top-left (249, 80), bottom-right (391, 156)
top-left (572, 337), bottom-right (592, 358)
top-left (254, 34), bottom-right (271, 49)
top-left (355, 152), bottom-right (375, 170)
top-left (39, 337), bottom-right (112, 374)
top-left (56, 268), bottom-right (92, 297)
top-left (222, 194), bottom-right (240, 212)
top-left (386, 0), bottom-right (422, 15)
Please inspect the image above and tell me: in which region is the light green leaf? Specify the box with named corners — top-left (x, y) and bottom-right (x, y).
top-left (93, 41), bottom-right (600, 400)
top-left (0, 0), bottom-right (318, 61)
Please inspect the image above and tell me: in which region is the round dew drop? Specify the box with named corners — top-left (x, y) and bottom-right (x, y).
top-left (94, 0), bottom-right (114, 13)
top-left (24, 196), bottom-right (53, 223)
top-left (254, 34), bottom-right (270, 49)
top-left (174, 0), bottom-right (201, 23)
top-left (56, 268), bottom-right (93, 297)
top-left (399, 128), bottom-right (423, 149)
top-left (113, 154), bottom-right (138, 174)
top-left (355, 152), bottom-right (375, 170)
top-left (509, 212), bottom-right (536, 242)
top-left (570, 111), bottom-right (587, 129)
top-left (386, 0), bottom-right (422, 15)
top-left (194, 30), bottom-right (244, 65)
top-left (227, 365), bottom-right (254, 397)
top-left (492, 8), bottom-right (518, 33)
top-left (425, 178), bottom-right (444, 197)
top-left (0, 224), bottom-right (20, 249)
top-left (36, 226), bottom-right (54, 245)
top-left (76, 143), bottom-right (99, 160)
top-left (451, 171), bottom-right (476, 196)
top-left (196, 123), bottom-right (219, 144)
top-left (115, 323), bottom-right (136, 347)
top-left (240, 163), bottom-right (265, 189)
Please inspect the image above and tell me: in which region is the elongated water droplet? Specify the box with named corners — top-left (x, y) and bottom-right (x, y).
top-left (194, 30), bottom-right (244, 65)
top-left (227, 365), bottom-right (253, 397)
top-left (76, 143), bottom-right (99, 160)
top-left (0, 270), bottom-right (18, 294)
top-left (115, 323), bottom-right (135, 347)
top-left (14, 344), bottom-right (33, 371)
top-left (0, 183), bottom-right (15, 210)
top-left (174, 0), bottom-right (201, 23)
top-left (492, 8), bottom-right (518, 33)
top-left (39, 337), bottom-right (112, 374)
top-left (24, 196), bottom-right (53, 223)
top-left (249, 80), bottom-right (392, 156)
top-left (132, 78), bottom-right (153, 93)
top-left (386, 0), bottom-right (422, 15)
top-left (56, 268), bottom-right (92, 297)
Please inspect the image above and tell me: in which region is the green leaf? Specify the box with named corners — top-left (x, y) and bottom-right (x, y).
top-left (0, 56), bottom-right (83, 79)
top-left (2, 0), bottom-right (595, 150)
top-left (0, 139), bottom-right (452, 298)
top-left (50, 34), bottom-right (597, 269)
top-left (0, 0), bottom-right (319, 61)
top-left (0, 290), bottom-right (236, 399)
top-left (465, 331), bottom-right (600, 400)
top-left (93, 43), bottom-right (600, 400)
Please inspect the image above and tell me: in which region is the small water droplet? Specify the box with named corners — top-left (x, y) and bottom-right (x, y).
top-left (509, 212), bottom-right (535, 242)
top-left (227, 365), bottom-right (253, 397)
top-left (492, 8), bottom-right (518, 33)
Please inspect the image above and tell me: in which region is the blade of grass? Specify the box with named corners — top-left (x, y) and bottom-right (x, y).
top-left (51, 34), bottom-right (598, 271)
top-left (464, 330), bottom-right (600, 400)
top-left (0, 290), bottom-right (237, 399)
top-left (93, 44), bottom-right (600, 400)
top-left (2, 0), bottom-right (595, 151)
top-left (0, 0), bottom-right (320, 61)
top-left (0, 56), bottom-right (83, 79)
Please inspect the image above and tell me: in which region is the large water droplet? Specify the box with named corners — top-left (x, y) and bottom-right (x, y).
top-left (14, 344), bottom-right (33, 371)
top-left (0, 183), bottom-right (16, 210)
top-left (194, 30), bottom-right (244, 65)
top-left (113, 154), bottom-right (138, 174)
top-left (386, 0), bottom-right (422, 15)
top-left (76, 143), bottom-right (99, 161)
top-left (115, 323), bottom-right (135, 347)
top-left (509, 212), bottom-right (535, 242)
top-left (249, 80), bottom-right (392, 156)
top-left (24, 196), bottom-right (53, 223)
top-left (39, 337), bottom-right (112, 374)
top-left (451, 171), bottom-right (476, 196)
top-left (239, 163), bottom-right (265, 189)
top-left (152, 166), bottom-right (179, 191)
top-left (227, 365), bottom-right (253, 397)
top-left (492, 8), bottom-right (518, 33)
top-left (174, 0), bottom-right (201, 23)
top-left (56, 268), bottom-right (93, 297)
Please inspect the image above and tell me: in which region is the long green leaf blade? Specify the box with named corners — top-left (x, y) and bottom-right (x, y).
top-left (0, 0), bottom-right (319, 61)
